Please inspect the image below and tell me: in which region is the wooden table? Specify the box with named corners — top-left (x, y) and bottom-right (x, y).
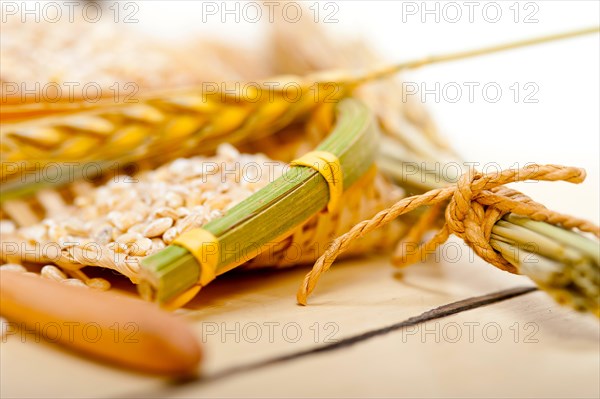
top-left (2, 235), bottom-right (599, 398)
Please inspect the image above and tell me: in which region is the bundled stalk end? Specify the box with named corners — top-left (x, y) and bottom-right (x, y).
top-left (138, 246), bottom-right (199, 304)
top-left (492, 214), bottom-right (599, 315)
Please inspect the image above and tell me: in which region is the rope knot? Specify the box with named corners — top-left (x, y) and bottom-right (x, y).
top-left (297, 164), bottom-right (599, 305)
top-left (445, 169), bottom-right (477, 234)
top-left (394, 164), bottom-right (595, 274)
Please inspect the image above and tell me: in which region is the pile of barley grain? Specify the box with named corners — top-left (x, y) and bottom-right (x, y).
top-left (0, 145), bottom-right (285, 287)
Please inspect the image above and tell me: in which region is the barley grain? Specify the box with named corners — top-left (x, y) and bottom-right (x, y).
top-left (151, 207), bottom-right (179, 220)
top-left (162, 227), bottom-right (179, 245)
top-left (127, 223), bottom-right (147, 235)
top-left (108, 211), bottom-right (141, 232)
top-left (166, 193), bottom-right (184, 208)
top-left (143, 218), bottom-right (174, 238)
top-left (176, 214), bottom-right (205, 234)
top-left (0, 264), bottom-right (26, 273)
top-left (86, 278), bottom-right (111, 291)
top-left (41, 265), bottom-right (67, 282)
top-left (62, 279), bottom-right (89, 288)
top-left (176, 207), bottom-right (191, 218)
top-left (130, 237), bottom-right (153, 256)
top-left (150, 238), bottom-right (166, 254)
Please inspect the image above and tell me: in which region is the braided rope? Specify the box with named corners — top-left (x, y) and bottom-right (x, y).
top-left (297, 164), bottom-right (600, 305)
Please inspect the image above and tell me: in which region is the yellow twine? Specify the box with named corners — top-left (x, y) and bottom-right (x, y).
top-left (173, 228), bottom-right (219, 286)
top-left (291, 151), bottom-right (343, 212)
top-left (166, 228), bottom-right (219, 309)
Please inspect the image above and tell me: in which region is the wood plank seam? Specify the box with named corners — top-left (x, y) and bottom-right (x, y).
top-left (124, 286), bottom-right (538, 397)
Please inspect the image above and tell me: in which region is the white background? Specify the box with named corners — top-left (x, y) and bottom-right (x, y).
top-left (95, 1), bottom-right (600, 223)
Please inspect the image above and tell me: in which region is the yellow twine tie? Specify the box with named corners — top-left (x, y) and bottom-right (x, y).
top-left (290, 151), bottom-right (343, 212)
top-left (166, 229), bottom-right (219, 309)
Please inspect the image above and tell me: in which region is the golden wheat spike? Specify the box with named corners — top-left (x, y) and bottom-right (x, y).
top-left (2, 27), bottom-right (596, 192)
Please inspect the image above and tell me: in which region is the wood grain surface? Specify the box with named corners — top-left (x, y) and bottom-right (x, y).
top-left (2, 239), bottom-right (598, 398)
